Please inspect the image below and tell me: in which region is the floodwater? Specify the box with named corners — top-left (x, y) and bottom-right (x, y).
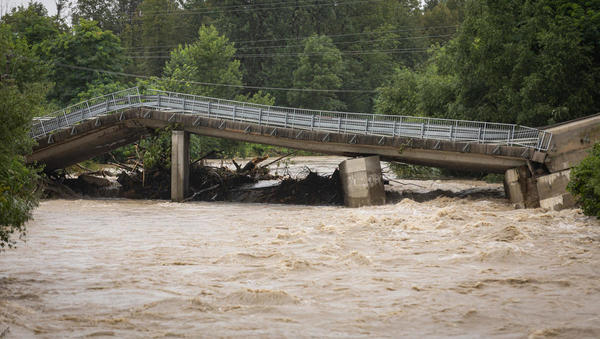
top-left (1, 159), bottom-right (600, 338)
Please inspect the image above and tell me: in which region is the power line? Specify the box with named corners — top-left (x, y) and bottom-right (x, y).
top-left (136, 0), bottom-right (350, 15)
top-left (125, 47), bottom-right (431, 59)
top-left (51, 62), bottom-right (378, 93)
top-left (124, 33), bottom-right (456, 54)
top-left (125, 0), bottom-right (387, 17)
top-left (121, 25), bottom-right (459, 51)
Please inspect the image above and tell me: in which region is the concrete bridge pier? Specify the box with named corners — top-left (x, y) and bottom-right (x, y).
top-left (339, 156), bottom-right (386, 208)
top-left (504, 166), bottom-right (540, 209)
top-left (171, 130), bottom-right (190, 202)
top-left (504, 166), bottom-right (576, 210)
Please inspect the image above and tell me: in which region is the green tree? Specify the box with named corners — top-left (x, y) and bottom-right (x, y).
top-left (567, 143), bottom-right (600, 218)
top-left (421, 0), bottom-right (464, 45)
top-left (44, 19), bottom-right (128, 105)
top-left (449, 0), bottom-right (600, 125)
top-left (125, 0), bottom-right (182, 76)
top-left (341, 25), bottom-right (407, 112)
top-left (0, 2), bottom-right (61, 48)
top-left (161, 25), bottom-right (243, 99)
top-left (287, 35), bottom-right (346, 111)
top-left (375, 46), bottom-right (457, 118)
top-left (0, 25), bottom-right (49, 249)
top-left (71, 0), bottom-right (115, 31)
top-left (376, 0), bottom-right (600, 126)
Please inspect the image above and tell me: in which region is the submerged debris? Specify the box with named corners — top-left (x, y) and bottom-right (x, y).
top-left (45, 156), bottom-right (344, 206)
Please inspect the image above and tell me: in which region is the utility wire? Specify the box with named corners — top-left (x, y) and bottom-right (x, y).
top-left (123, 0), bottom-right (387, 16)
top-left (124, 33), bottom-right (456, 54)
top-left (51, 62), bottom-right (378, 93)
top-left (129, 0), bottom-right (362, 15)
top-left (125, 47), bottom-right (431, 59)
top-left (121, 25), bottom-right (459, 51)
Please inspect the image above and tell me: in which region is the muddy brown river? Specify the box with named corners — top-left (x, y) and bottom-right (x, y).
top-left (1, 158), bottom-right (599, 338)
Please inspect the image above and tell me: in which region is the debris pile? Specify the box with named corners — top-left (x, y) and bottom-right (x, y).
top-left (44, 155), bottom-right (344, 206)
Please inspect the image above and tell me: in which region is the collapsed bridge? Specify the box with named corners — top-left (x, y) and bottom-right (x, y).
top-left (27, 88), bottom-right (600, 208)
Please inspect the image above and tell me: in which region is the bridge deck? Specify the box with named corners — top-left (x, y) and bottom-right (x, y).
top-left (29, 87), bottom-right (553, 172)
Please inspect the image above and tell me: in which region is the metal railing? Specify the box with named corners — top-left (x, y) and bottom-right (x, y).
top-left (31, 88), bottom-right (141, 138)
top-left (31, 87), bottom-right (553, 152)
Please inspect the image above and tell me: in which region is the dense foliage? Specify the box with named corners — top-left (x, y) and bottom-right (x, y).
top-left (567, 144), bottom-right (600, 218)
top-left (0, 25), bottom-right (48, 248)
top-left (376, 0), bottom-right (600, 127)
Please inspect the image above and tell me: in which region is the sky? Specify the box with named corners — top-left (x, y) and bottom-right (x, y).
top-left (2, 0), bottom-right (58, 16)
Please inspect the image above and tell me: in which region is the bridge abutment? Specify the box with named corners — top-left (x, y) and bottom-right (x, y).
top-left (339, 156), bottom-right (386, 208)
top-left (536, 169), bottom-right (576, 211)
top-left (504, 167), bottom-right (577, 210)
top-left (171, 130), bottom-right (190, 202)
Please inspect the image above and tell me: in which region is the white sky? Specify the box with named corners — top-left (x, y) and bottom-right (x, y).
top-left (1, 0), bottom-right (57, 16)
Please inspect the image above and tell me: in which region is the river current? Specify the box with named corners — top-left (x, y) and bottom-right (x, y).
top-left (1, 158), bottom-right (599, 338)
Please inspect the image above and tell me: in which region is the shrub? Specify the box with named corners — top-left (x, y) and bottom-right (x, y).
top-left (567, 143), bottom-right (600, 218)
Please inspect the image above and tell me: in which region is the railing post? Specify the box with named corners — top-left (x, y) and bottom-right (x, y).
top-left (40, 120), bottom-right (46, 136)
top-left (259, 108), bottom-right (263, 125)
top-left (338, 117), bottom-right (341, 133)
top-left (318, 112), bottom-right (322, 130)
top-left (365, 118), bottom-right (369, 134)
top-left (183, 97), bottom-right (186, 111)
top-left (207, 102), bottom-right (211, 118)
top-left (509, 125), bottom-right (515, 146)
top-left (157, 95), bottom-right (161, 107)
top-left (392, 120), bottom-right (396, 137)
top-left (344, 114), bottom-right (348, 133)
top-left (311, 114), bottom-right (315, 131)
top-left (285, 111), bottom-right (288, 128)
top-left (112, 94), bottom-right (116, 108)
top-left (233, 106), bottom-right (237, 120)
top-left (63, 110), bottom-right (69, 126)
top-left (420, 123), bottom-right (425, 139)
top-left (86, 102), bottom-right (91, 117)
top-left (482, 122), bottom-right (487, 143)
top-left (450, 124), bottom-right (454, 141)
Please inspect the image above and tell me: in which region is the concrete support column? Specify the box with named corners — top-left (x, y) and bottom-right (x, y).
top-left (504, 166), bottom-right (539, 209)
top-left (339, 156), bottom-right (386, 208)
top-left (171, 130), bottom-right (190, 202)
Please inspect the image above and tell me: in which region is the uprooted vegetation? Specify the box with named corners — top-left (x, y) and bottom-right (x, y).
top-left (43, 144), bottom-right (344, 206)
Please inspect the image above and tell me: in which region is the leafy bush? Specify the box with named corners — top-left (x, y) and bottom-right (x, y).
top-left (389, 163), bottom-right (442, 179)
top-left (567, 143), bottom-right (600, 218)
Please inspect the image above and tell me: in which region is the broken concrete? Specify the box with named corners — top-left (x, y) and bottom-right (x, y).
top-left (536, 170), bottom-right (576, 211)
top-left (503, 166), bottom-right (540, 209)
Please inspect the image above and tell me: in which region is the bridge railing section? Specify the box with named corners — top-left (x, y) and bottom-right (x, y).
top-left (142, 89), bottom-right (552, 151)
top-left (30, 88), bottom-right (141, 138)
top-left (30, 87), bottom-right (552, 152)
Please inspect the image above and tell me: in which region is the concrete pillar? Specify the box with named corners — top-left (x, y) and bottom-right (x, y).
top-left (536, 169), bottom-right (576, 211)
top-left (171, 130), bottom-right (190, 202)
top-left (339, 156), bottom-right (386, 208)
top-left (504, 166), bottom-right (539, 209)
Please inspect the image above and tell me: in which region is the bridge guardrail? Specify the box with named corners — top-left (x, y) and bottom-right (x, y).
top-left (31, 87), bottom-right (552, 152)
top-left (31, 88), bottom-right (141, 138)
